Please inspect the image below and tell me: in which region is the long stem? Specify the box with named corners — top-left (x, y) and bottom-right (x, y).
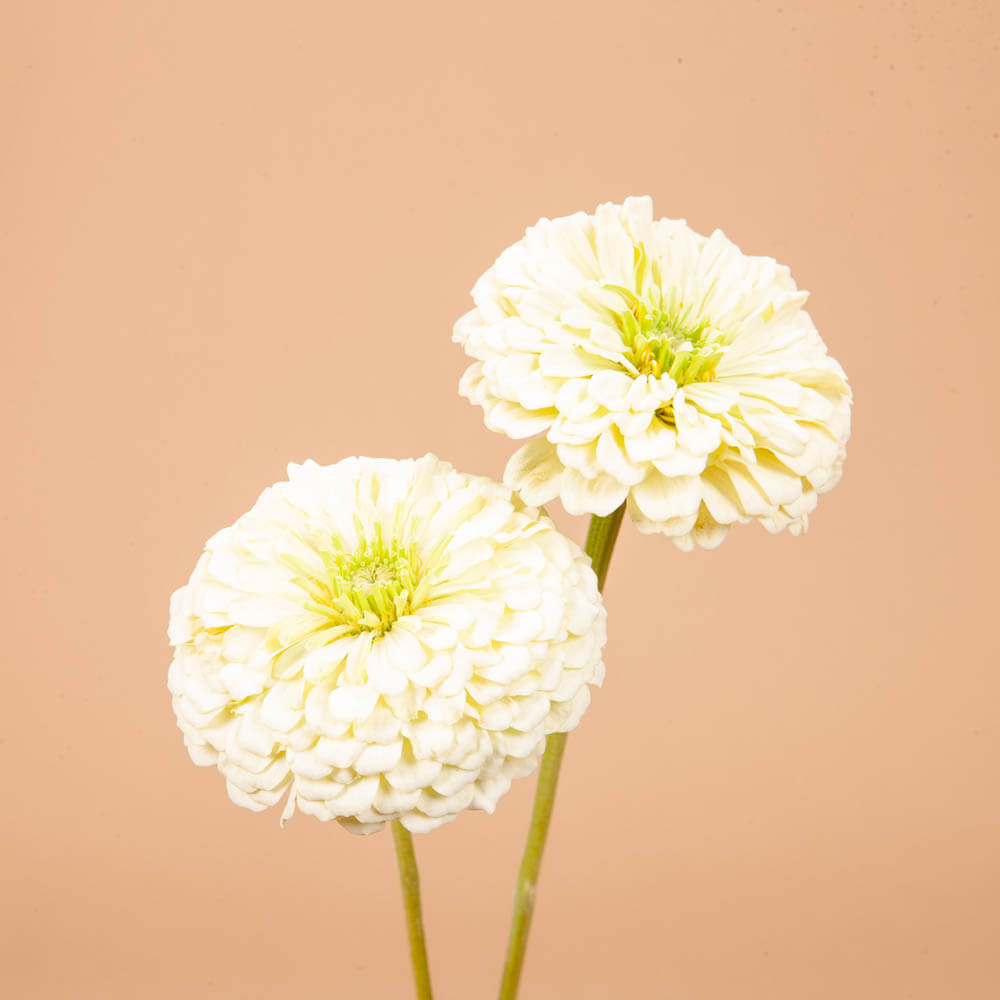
top-left (392, 820), bottom-right (434, 1000)
top-left (497, 503), bottom-right (626, 1000)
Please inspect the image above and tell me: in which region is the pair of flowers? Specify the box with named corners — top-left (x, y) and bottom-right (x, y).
top-left (168, 195), bottom-right (852, 836)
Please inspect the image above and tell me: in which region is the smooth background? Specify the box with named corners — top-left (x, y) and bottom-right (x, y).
top-left (3, 2), bottom-right (998, 997)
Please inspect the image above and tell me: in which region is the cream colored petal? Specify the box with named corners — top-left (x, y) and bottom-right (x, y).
top-left (631, 471), bottom-right (701, 523)
top-left (326, 776), bottom-right (379, 816)
top-left (700, 467), bottom-right (747, 524)
top-left (365, 641), bottom-right (409, 696)
top-left (560, 469), bottom-right (630, 517)
top-left (683, 382), bottom-right (740, 415)
top-left (623, 420), bottom-right (678, 463)
top-left (485, 400), bottom-right (556, 439)
top-left (717, 461), bottom-right (776, 517)
top-left (690, 507), bottom-right (730, 549)
top-left (504, 439), bottom-right (565, 506)
top-left (327, 684), bottom-right (379, 723)
top-left (353, 741), bottom-right (404, 777)
top-left (653, 450), bottom-right (707, 476)
top-left (587, 369), bottom-right (634, 410)
top-left (596, 427), bottom-right (646, 486)
top-left (539, 346), bottom-right (620, 377)
top-left (744, 452), bottom-right (803, 506)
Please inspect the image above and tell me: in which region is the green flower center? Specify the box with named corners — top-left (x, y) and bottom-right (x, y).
top-left (601, 243), bottom-right (731, 389)
top-left (283, 523), bottom-right (425, 636)
top-left (611, 298), bottom-right (725, 385)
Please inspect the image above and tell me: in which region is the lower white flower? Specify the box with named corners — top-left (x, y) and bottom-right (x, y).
top-left (168, 455), bottom-right (606, 834)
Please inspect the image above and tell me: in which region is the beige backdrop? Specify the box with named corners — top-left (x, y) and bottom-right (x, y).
top-left (3, 1), bottom-right (998, 998)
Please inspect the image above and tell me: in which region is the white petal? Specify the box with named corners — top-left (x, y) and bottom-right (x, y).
top-left (379, 627), bottom-right (427, 676)
top-left (631, 471), bottom-right (701, 523)
top-left (653, 450), bottom-right (707, 476)
top-left (385, 756), bottom-right (444, 793)
top-left (673, 400), bottom-right (722, 455)
top-left (366, 641), bottom-right (409, 696)
top-left (504, 439), bottom-right (564, 506)
top-left (560, 469), bottom-right (629, 516)
top-left (327, 776), bottom-right (379, 816)
top-left (411, 652), bottom-right (453, 688)
top-left (596, 428), bottom-right (646, 486)
top-left (623, 419), bottom-right (678, 463)
top-left (691, 510), bottom-right (729, 549)
top-left (683, 382), bottom-right (739, 414)
top-left (587, 370), bottom-right (634, 410)
top-left (354, 741), bottom-right (404, 776)
top-left (374, 781), bottom-right (422, 815)
top-left (717, 461), bottom-right (775, 516)
top-left (700, 468), bottom-right (746, 524)
top-left (405, 719), bottom-right (456, 759)
top-left (327, 684), bottom-right (379, 722)
top-left (744, 452), bottom-right (803, 506)
top-left (539, 346), bottom-right (620, 377)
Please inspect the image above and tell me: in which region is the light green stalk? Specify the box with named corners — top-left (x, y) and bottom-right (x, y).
top-left (497, 503), bottom-right (627, 1000)
top-left (392, 820), bottom-right (434, 1000)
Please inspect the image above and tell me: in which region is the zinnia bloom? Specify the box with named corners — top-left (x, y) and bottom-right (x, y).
top-left (168, 455), bottom-right (605, 834)
top-left (454, 196), bottom-right (852, 549)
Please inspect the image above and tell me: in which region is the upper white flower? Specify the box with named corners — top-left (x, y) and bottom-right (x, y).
top-left (454, 196), bottom-right (852, 549)
top-left (168, 455), bottom-right (605, 835)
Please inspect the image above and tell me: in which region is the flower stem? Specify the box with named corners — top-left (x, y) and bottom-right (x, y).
top-left (497, 502), bottom-right (626, 1000)
top-left (583, 502), bottom-right (627, 593)
top-left (392, 820), bottom-right (434, 1000)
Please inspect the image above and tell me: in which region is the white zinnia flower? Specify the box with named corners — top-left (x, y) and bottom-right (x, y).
top-left (454, 196), bottom-right (852, 549)
top-left (168, 455), bottom-right (605, 835)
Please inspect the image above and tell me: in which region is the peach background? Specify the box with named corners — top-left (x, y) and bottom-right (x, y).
top-left (3, 1), bottom-right (998, 997)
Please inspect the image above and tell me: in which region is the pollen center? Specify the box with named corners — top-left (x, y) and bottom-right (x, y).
top-left (614, 300), bottom-right (725, 385)
top-left (284, 525), bottom-right (425, 636)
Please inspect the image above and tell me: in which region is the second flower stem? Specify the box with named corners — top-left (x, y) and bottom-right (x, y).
top-left (392, 820), bottom-right (434, 1000)
top-left (583, 502), bottom-right (627, 593)
top-left (497, 503), bottom-right (626, 1000)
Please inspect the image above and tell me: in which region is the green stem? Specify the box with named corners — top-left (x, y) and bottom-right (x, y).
top-left (497, 503), bottom-right (626, 1000)
top-left (584, 502), bottom-right (627, 592)
top-left (392, 820), bottom-right (434, 1000)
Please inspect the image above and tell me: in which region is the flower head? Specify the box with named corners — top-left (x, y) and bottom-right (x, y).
top-left (168, 455), bottom-right (606, 834)
top-left (454, 197), bottom-right (852, 549)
